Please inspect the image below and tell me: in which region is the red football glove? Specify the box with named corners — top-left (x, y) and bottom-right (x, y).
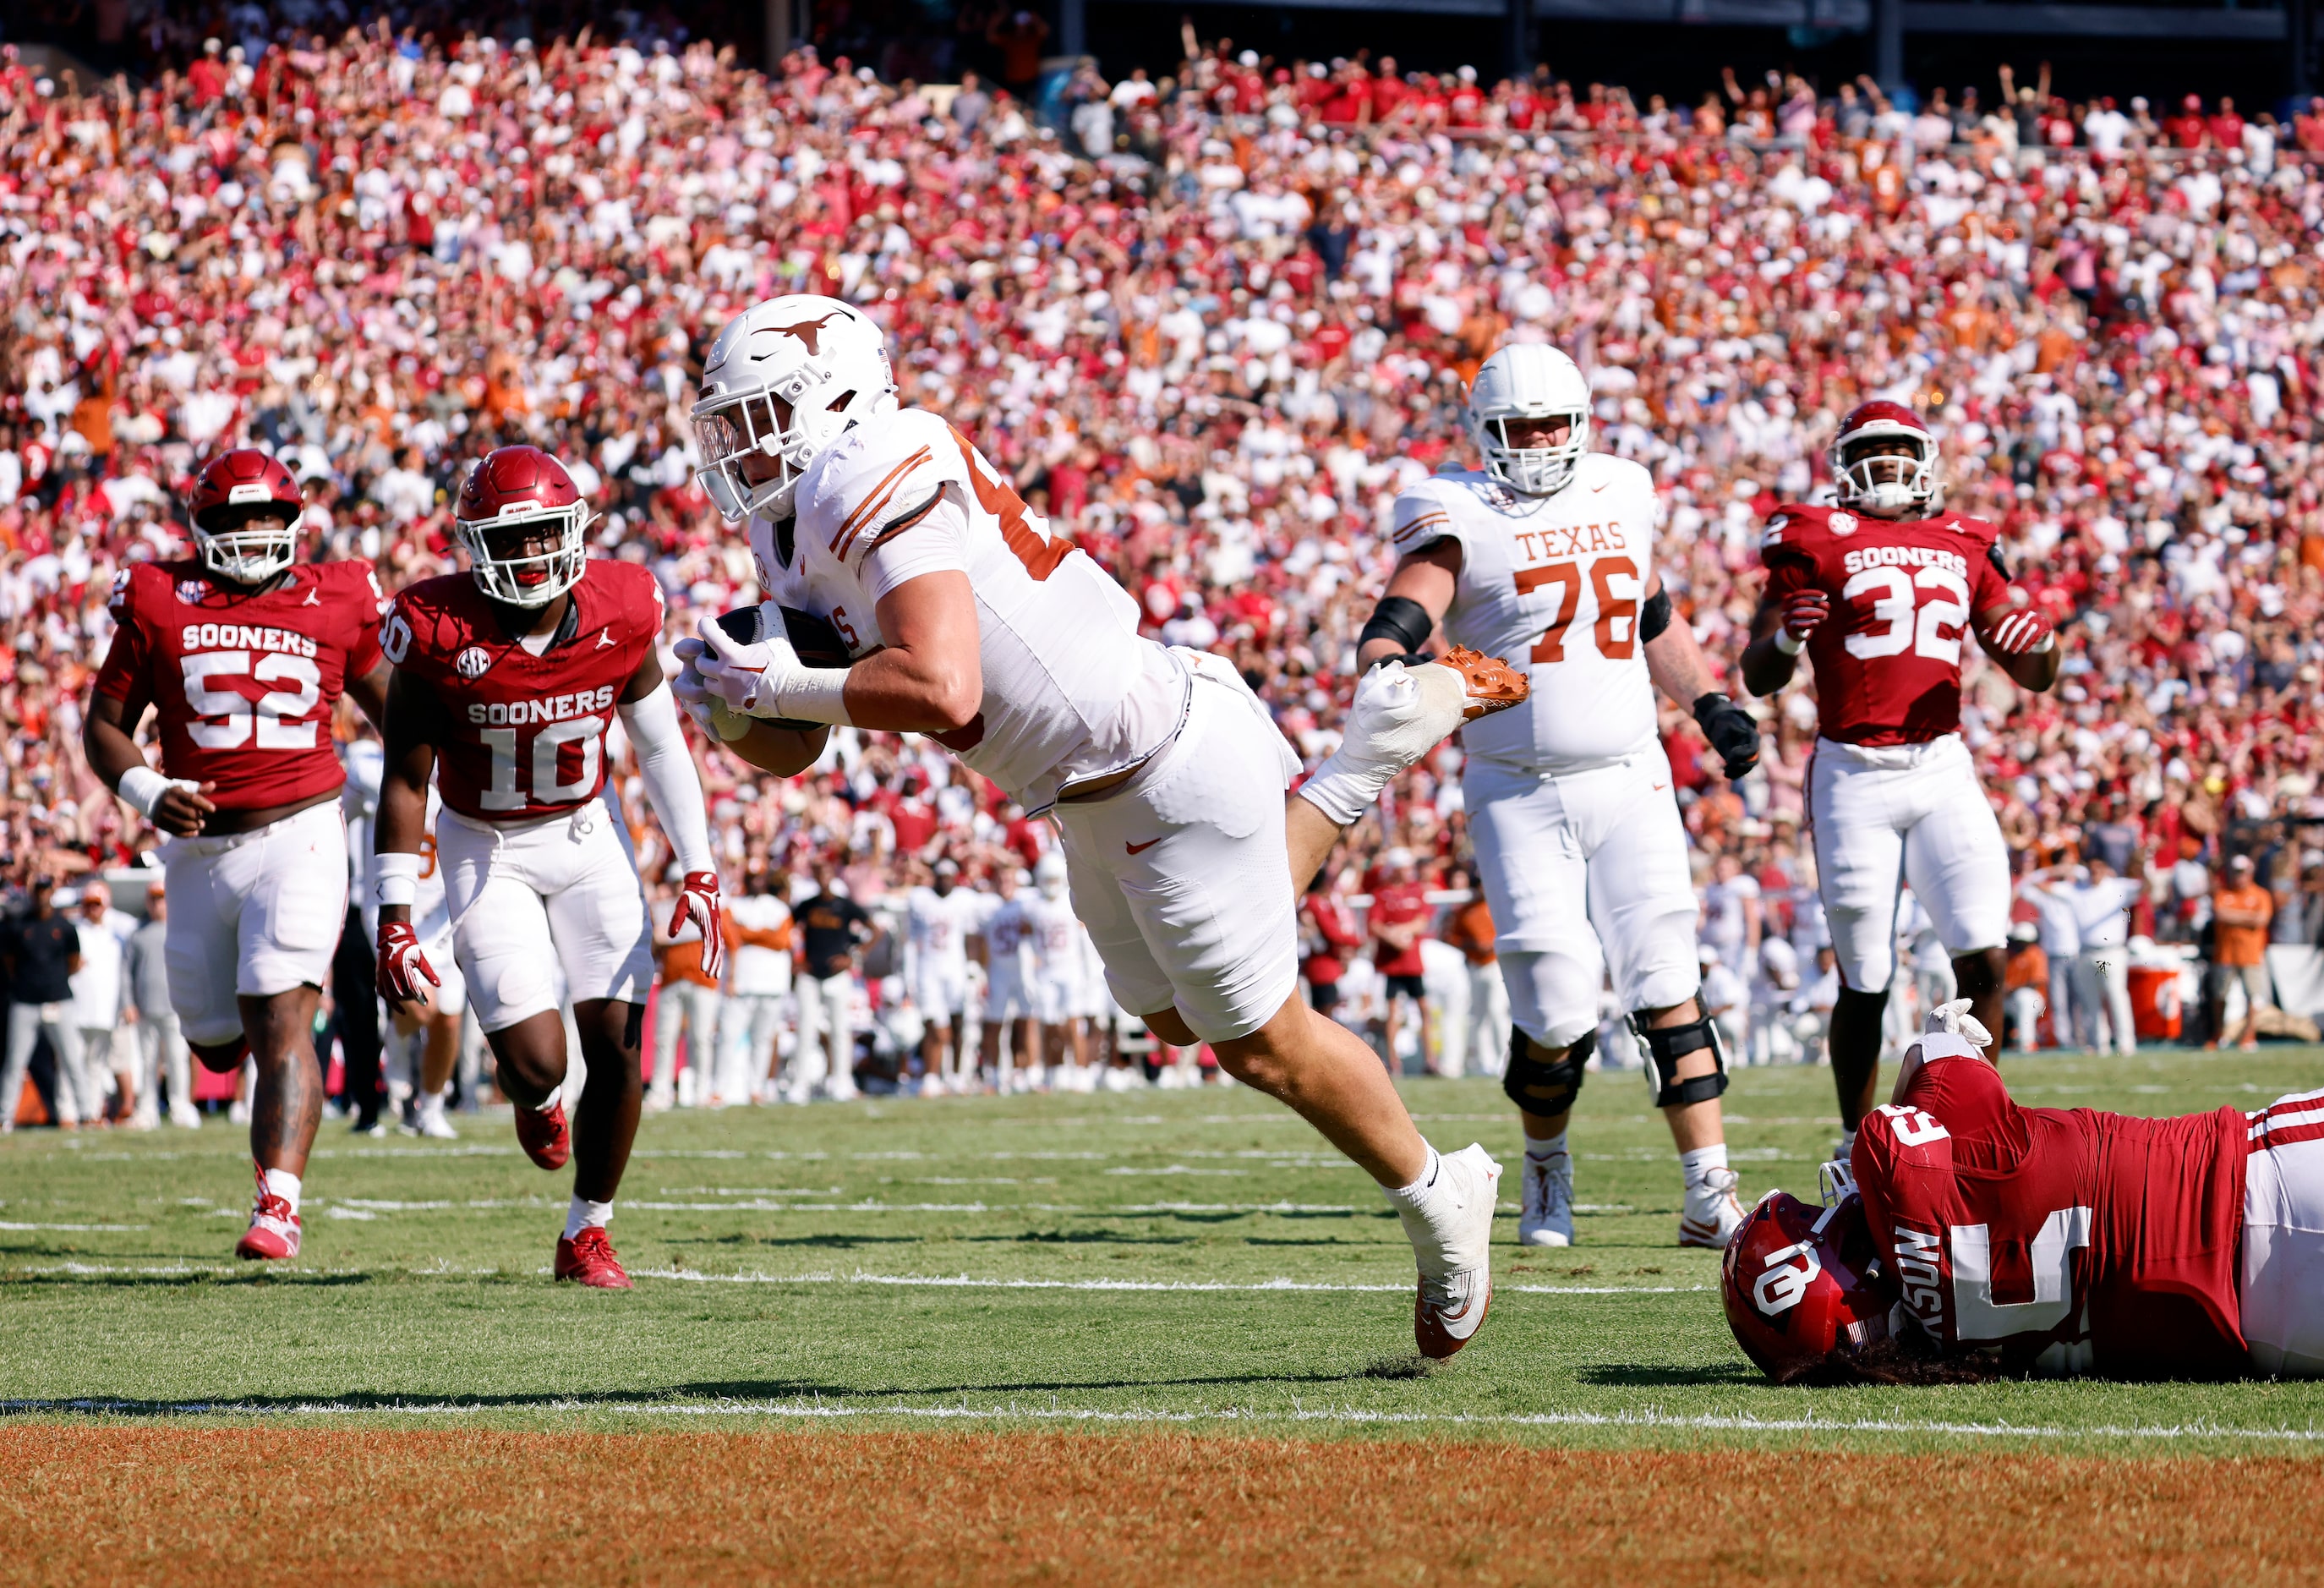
top-left (670, 870), bottom-right (726, 980)
top-left (1985, 608), bottom-right (2056, 656)
top-left (1780, 589), bottom-right (1831, 643)
top-left (376, 920), bottom-right (440, 1008)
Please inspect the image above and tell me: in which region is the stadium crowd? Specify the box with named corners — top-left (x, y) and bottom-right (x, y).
top-left (3, 17), bottom-right (2324, 1120)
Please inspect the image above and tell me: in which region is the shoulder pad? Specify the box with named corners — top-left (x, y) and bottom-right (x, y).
top-left (1388, 477), bottom-right (1463, 551)
top-left (1758, 503), bottom-right (1833, 555)
top-left (1928, 512), bottom-right (2001, 549)
top-left (804, 409), bottom-right (969, 565)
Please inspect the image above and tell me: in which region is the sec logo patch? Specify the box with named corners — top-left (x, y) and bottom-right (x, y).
top-left (454, 646), bottom-right (494, 680)
top-left (1827, 512), bottom-right (1859, 537)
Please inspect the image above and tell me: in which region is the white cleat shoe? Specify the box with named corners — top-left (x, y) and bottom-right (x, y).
top-left (1394, 1142), bottom-right (1502, 1360)
top-left (1678, 1166), bottom-right (1748, 1249)
top-left (1517, 1149), bottom-right (1574, 1248)
top-left (414, 1098), bottom-right (459, 1140)
top-left (170, 1105), bottom-right (202, 1131)
top-left (1299, 650), bottom-right (1529, 824)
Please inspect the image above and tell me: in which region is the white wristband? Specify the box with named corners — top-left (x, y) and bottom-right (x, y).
top-left (117, 766), bottom-right (177, 819)
top-left (1774, 629), bottom-right (1806, 656)
top-left (374, 851), bottom-right (421, 909)
top-left (771, 667), bottom-right (856, 726)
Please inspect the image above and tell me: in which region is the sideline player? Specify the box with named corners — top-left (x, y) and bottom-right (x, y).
top-left (1021, 851), bottom-right (1089, 1083)
top-left (905, 857), bottom-right (980, 1092)
top-left (681, 293), bottom-right (1526, 1356)
top-left (1740, 402), bottom-right (2059, 1162)
top-left (370, 446), bottom-right (723, 1288)
top-left (84, 448), bottom-right (389, 1260)
top-left (976, 865), bottom-right (1036, 1090)
top-left (1724, 1001), bottom-right (2322, 1380)
top-left (1360, 343), bottom-right (1764, 1250)
top-left (352, 752), bottom-right (465, 1141)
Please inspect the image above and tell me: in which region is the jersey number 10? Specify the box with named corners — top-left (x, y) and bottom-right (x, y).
top-left (478, 719), bottom-right (604, 811)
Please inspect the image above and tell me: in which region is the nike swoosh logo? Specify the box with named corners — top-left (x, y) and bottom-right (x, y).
top-left (595, 628), bottom-right (615, 648)
top-left (1590, 481), bottom-right (1609, 492)
top-left (1652, 781), bottom-right (1668, 791)
top-left (1125, 838), bottom-right (1161, 855)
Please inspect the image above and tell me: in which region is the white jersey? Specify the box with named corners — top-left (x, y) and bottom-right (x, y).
top-left (905, 884), bottom-right (981, 974)
top-left (768, 407), bottom-right (1187, 812)
top-left (981, 893), bottom-right (1031, 982)
top-left (1020, 890), bottom-right (1084, 983)
top-left (726, 892), bottom-right (795, 997)
top-left (1390, 452), bottom-right (1661, 775)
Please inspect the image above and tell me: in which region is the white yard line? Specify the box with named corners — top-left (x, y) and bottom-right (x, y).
top-left (0, 1395), bottom-right (2316, 1444)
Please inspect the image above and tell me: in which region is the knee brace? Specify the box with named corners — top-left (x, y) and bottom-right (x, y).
top-left (1502, 1027), bottom-right (1594, 1115)
top-left (1634, 1014), bottom-right (1727, 1110)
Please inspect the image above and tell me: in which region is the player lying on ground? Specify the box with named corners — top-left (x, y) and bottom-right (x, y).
top-left (681, 293), bottom-right (1528, 1357)
top-left (371, 446), bottom-right (724, 1289)
top-left (1739, 402), bottom-right (2059, 1169)
top-left (82, 449), bottom-right (390, 1260)
top-left (1724, 999), bottom-right (2321, 1381)
top-left (1360, 342), bottom-right (1763, 1253)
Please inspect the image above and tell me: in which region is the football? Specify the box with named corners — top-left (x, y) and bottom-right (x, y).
top-left (711, 602), bottom-right (852, 731)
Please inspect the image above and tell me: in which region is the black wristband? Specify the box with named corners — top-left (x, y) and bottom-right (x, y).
top-left (1359, 594), bottom-right (1435, 657)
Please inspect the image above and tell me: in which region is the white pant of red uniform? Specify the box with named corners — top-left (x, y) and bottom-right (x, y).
top-left (2243, 1088), bottom-right (2324, 1377)
top-left (436, 797), bottom-right (653, 1033)
top-left (651, 978), bottom-right (722, 1099)
top-left (1050, 652), bottom-right (1300, 1044)
top-left (1807, 734), bottom-right (2011, 994)
top-left (1463, 747), bottom-right (1700, 1050)
top-left (159, 799), bottom-right (350, 1046)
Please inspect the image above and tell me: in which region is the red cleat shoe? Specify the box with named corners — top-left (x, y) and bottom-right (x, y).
top-left (515, 1100), bottom-right (571, 1170)
top-left (234, 1165), bottom-right (301, 1261)
top-left (555, 1226), bottom-right (632, 1289)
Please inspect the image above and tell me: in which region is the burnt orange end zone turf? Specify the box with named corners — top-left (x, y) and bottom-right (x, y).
top-left (2, 1427), bottom-right (2318, 1586)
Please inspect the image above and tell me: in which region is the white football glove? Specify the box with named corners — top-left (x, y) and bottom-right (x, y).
top-left (670, 638), bottom-right (755, 742)
top-left (1924, 997), bottom-right (1993, 1050)
top-left (693, 612), bottom-right (805, 720)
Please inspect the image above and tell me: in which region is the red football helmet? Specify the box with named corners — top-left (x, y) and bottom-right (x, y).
top-left (455, 446), bottom-right (591, 608)
top-left (1720, 1181), bottom-right (1895, 1383)
top-left (188, 448), bottom-right (303, 582)
top-left (1829, 399), bottom-right (1939, 518)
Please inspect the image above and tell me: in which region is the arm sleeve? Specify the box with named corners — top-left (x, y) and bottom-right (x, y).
top-left (616, 682), bottom-right (715, 877)
top-left (858, 490), bottom-right (972, 606)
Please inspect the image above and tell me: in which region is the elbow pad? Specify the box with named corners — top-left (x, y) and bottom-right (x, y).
top-left (1638, 585), bottom-right (1673, 643)
top-left (1359, 594), bottom-right (1435, 662)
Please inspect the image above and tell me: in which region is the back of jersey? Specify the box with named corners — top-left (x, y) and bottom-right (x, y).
top-left (790, 408), bottom-right (1173, 811)
top-left (1392, 454), bottom-right (1660, 775)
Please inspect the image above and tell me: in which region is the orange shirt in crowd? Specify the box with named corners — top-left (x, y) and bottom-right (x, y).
top-left (657, 937), bottom-right (720, 989)
top-left (2212, 883), bottom-right (2273, 966)
top-left (1444, 898), bottom-right (1497, 966)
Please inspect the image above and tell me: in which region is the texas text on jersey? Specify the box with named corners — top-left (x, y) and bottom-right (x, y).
top-left (94, 558), bottom-right (386, 812)
top-left (1389, 452), bottom-right (1659, 775)
top-left (381, 559), bottom-right (664, 822)
top-left (1758, 504), bottom-right (2015, 746)
top-left (1852, 1051), bottom-right (2249, 1376)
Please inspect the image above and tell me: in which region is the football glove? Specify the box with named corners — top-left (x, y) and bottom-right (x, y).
top-left (376, 921), bottom-right (440, 1009)
top-left (1774, 589), bottom-right (1830, 653)
top-left (1692, 693), bottom-right (1762, 782)
top-left (1985, 607), bottom-right (2056, 656)
top-left (670, 869), bottom-right (726, 979)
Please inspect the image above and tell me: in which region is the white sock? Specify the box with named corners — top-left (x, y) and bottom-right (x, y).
top-left (1835, 1129), bottom-right (1856, 1164)
top-left (1679, 1143), bottom-right (1728, 1192)
top-left (565, 1196), bottom-right (613, 1240)
top-left (261, 1167), bottom-right (302, 1213)
top-left (533, 1086), bottom-right (561, 1114)
top-left (1523, 1131), bottom-right (1567, 1162)
top-left (1386, 1144), bottom-right (1442, 1206)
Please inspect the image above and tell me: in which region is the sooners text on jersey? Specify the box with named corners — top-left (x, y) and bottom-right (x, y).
top-left (1390, 453), bottom-right (1659, 774)
top-left (95, 558), bottom-right (386, 813)
top-left (1758, 505), bottom-right (2014, 746)
top-left (382, 559), bottom-right (662, 823)
top-left (1852, 1054), bottom-right (2248, 1376)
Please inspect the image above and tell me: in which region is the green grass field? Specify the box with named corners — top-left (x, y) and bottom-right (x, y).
top-left (4, 1049), bottom-right (2321, 1457)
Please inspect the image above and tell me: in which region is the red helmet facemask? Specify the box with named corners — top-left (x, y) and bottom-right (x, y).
top-left (1721, 1171), bottom-right (1895, 1383)
top-left (188, 448), bottom-right (304, 583)
top-left (1829, 399), bottom-right (1939, 519)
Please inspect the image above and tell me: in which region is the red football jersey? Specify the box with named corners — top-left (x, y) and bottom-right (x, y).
top-left (383, 559), bottom-right (663, 823)
top-left (1758, 505), bottom-right (2016, 746)
top-left (93, 558), bottom-right (386, 813)
top-left (1852, 1054), bottom-right (2248, 1376)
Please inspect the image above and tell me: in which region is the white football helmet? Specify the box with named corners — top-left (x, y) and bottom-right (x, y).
top-left (693, 294), bottom-right (898, 523)
top-left (1467, 344), bottom-right (1592, 496)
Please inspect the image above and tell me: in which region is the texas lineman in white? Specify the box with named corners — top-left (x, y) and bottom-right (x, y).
top-left (679, 294), bottom-right (1528, 1358)
top-left (1361, 344), bottom-right (1764, 1251)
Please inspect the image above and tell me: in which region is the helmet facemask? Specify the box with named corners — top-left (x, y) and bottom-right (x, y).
top-left (1474, 407), bottom-right (1590, 496)
top-left (695, 381), bottom-right (822, 524)
top-left (194, 500), bottom-right (302, 583)
top-left (1834, 431), bottom-right (1938, 518)
top-left (457, 501), bottom-right (591, 608)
